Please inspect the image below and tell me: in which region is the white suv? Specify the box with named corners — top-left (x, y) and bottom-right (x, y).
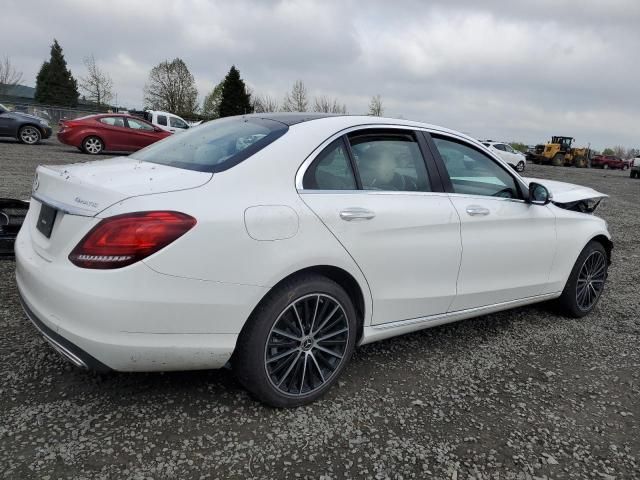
top-left (482, 141), bottom-right (526, 172)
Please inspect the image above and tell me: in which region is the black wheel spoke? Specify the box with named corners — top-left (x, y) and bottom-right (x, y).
top-left (576, 251), bottom-right (607, 311)
top-left (265, 293), bottom-right (349, 396)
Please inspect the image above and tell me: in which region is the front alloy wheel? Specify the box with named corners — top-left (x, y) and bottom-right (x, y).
top-left (19, 126), bottom-right (41, 144)
top-left (235, 274), bottom-right (356, 407)
top-left (575, 250), bottom-right (607, 312)
top-left (557, 240), bottom-right (608, 317)
top-left (516, 161), bottom-right (525, 172)
top-left (265, 294), bottom-right (349, 396)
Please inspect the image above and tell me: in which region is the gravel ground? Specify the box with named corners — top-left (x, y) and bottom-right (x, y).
top-left (1, 137), bottom-right (639, 479)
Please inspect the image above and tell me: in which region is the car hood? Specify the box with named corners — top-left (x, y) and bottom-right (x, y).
top-left (5, 111), bottom-right (48, 123)
top-left (523, 177), bottom-right (607, 203)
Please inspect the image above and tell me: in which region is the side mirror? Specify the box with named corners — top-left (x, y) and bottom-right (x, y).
top-left (529, 182), bottom-right (552, 205)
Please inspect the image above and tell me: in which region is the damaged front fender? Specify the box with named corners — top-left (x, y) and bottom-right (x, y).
top-left (523, 177), bottom-right (607, 213)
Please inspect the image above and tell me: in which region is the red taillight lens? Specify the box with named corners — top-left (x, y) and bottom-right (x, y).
top-left (69, 211), bottom-right (196, 269)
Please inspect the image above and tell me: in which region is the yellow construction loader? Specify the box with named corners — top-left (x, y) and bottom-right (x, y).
top-left (528, 136), bottom-right (590, 168)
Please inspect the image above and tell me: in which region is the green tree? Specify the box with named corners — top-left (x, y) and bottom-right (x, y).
top-left (201, 81), bottom-right (224, 119)
top-left (143, 58), bottom-right (198, 117)
top-left (602, 147), bottom-right (614, 155)
top-left (34, 39), bottom-right (79, 106)
top-left (218, 66), bottom-right (253, 117)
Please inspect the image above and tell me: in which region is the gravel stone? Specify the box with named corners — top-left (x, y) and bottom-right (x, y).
top-left (1, 137), bottom-right (639, 479)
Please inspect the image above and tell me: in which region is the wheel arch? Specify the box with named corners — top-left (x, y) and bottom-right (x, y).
top-left (82, 133), bottom-right (105, 150)
top-left (589, 234), bottom-right (613, 264)
top-left (18, 122), bottom-right (45, 137)
top-left (241, 264), bottom-right (368, 345)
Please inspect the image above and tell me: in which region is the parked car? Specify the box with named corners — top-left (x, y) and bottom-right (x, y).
top-left (57, 114), bottom-right (171, 154)
top-left (590, 155), bottom-right (630, 170)
top-left (0, 103), bottom-right (52, 144)
top-left (16, 114), bottom-right (612, 407)
top-left (481, 141), bottom-right (527, 171)
top-left (130, 110), bottom-right (191, 134)
top-left (630, 156), bottom-right (640, 179)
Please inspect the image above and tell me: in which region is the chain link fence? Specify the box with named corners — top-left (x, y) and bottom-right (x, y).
top-left (1, 101), bottom-right (108, 126)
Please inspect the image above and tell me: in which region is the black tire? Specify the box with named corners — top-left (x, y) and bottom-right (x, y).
top-left (234, 274), bottom-right (357, 407)
top-left (631, 170), bottom-right (638, 179)
top-left (18, 125), bottom-right (42, 145)
top-left (551, 153), bottom-right (564, 166)
top-left (557, 241), bottom-right (608, 318)
top-left (82, 136), bottom-right (104, 155)
top-left (516, 161), bottom-right (525, 172)
top-left (574, 155), bottom-right (587, 168)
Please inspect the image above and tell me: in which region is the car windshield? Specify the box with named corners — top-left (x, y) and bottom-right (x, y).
top-left (131, 116), bottom-right (288, 172)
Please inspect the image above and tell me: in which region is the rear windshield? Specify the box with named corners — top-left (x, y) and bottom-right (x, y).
top-left (130, 117), bottom-right (288, 172)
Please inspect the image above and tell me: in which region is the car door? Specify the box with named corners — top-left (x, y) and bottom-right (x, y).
top-left (0, 110), bottom-right (17, 136)
top-left (97, 116), bottom-right (129, 150)
top-left (124, 117), bottom-right (160, 150)
top-left (169, 116), bottom-right (189, 134)
top-left (299, 128), bottom-right (462, 325)
top-left (429, 134), bottom-right (556, 311)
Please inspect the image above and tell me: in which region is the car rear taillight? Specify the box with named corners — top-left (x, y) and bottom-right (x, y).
top-left (69, 211), bottom-right (196, 269)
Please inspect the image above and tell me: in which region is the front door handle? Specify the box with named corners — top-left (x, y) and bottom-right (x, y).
top-left (339, 208), bottom-right (376, 221)
top-left (465, 205), bottom-right (490, 216)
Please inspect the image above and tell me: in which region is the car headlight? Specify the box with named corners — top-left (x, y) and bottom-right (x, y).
top-left (39, 119), bottom-right (49, 126)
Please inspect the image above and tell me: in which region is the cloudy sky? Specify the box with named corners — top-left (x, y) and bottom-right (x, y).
top-left (3, 0), bottom-right (639, 149)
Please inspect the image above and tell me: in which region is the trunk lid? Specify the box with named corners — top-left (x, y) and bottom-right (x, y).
top-left (32, 157), bottom-right (212, 216)
top-left (28, 157), bottom-right (212, 260)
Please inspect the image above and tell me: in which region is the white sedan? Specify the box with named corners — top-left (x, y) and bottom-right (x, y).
top-left (16, 114), bottom-right (611, 407)
top-left (482, 141), bottom-right (527, 172)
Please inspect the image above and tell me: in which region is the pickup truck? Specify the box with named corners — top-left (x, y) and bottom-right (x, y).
top-left (128, 110), bottom-right (190, 134)
top-left (590, 155), bottom-right (630, 170)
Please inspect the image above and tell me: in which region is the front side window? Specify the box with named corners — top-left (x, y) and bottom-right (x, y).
top-left (170, 117), bottom-right (188, 129)
top-left (130, 117), bottom-right (288, 172)
top-left (434, 137), bottom-right (521, 199)
top-left (493, 143), bottom-right (506, 151)
top-left (303, 139), bottom-right (356, 190)
top-left (127, 118), bottom-right (154, 131)
top-left (157, 115), bottom-right (167, 126)
top-left (349, 132), bottom-right (430, 192)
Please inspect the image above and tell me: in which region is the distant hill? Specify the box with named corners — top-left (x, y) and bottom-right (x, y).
top-left (0, 84), bottom-right (36, 98)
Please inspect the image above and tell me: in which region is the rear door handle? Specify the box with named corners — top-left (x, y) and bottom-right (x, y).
top-left (339, 208), bottom-right (376, 221)
top-left (465, 205), bottom-right (490, 216)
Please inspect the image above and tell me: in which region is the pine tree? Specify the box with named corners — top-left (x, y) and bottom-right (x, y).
top-left (218, 66), bottom-right (253, 117)
top-left (34, 39), bottom-right (79, 106)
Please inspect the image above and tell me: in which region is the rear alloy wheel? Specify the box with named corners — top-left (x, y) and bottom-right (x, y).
top-left (516, 161), bottom-right (525, 172)
top-left (234, 274), bottom-right (356, 407)
top-left (557, 241), bottom-right (608, 317)
top-left (18, 125), bottom-right (41, 145)
top-left (603, 163), bottom-right (609, 169)
top-left (82, 136), bottom-right (104, 155)
top-left (551, 153), bottom-right (564, 166)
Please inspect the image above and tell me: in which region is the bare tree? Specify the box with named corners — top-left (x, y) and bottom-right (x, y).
top-left (282, 80), bottom-right (308, 112)
top-left (253, 94), bottom-right (279, 113)
top-left (612, 145), bottom-right (627, 159)
top-left (201, 82), bottom-right (223, 119)
top-left (78, 55), bottom-right (113, 107)
top-left (0, 56), bottom-right (23, 95)
top-left (368, 94), bottom-right (384, 116)
top-left (143, 58), bottom-right (198, 117)
top-left (313, 96), bottom-right (347, 114)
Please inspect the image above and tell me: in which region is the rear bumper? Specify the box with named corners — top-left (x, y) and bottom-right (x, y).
top-left (19, 292), bottom-right (111, 372)
top-left (15, 214), bottom-right (267, 372)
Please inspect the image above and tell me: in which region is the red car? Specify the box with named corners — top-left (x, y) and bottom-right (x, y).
top-left (57, 114), bottom-right (171, 155)
top-left (590, 155), bottom-right (630, 170)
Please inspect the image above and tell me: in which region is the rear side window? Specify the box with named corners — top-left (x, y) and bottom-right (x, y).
top-left (493, 144), bottom-right (506, 151)
top-left (349, 131), bottom-right (431, 192)
top-left (130, 117), bottom-right (288, 172)
top-left (100, 117), bottom-right (125, 127)
top-left (157, 115), bottom-right (167, 126)
top-left (303, 139), bottom-right (356, 190)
